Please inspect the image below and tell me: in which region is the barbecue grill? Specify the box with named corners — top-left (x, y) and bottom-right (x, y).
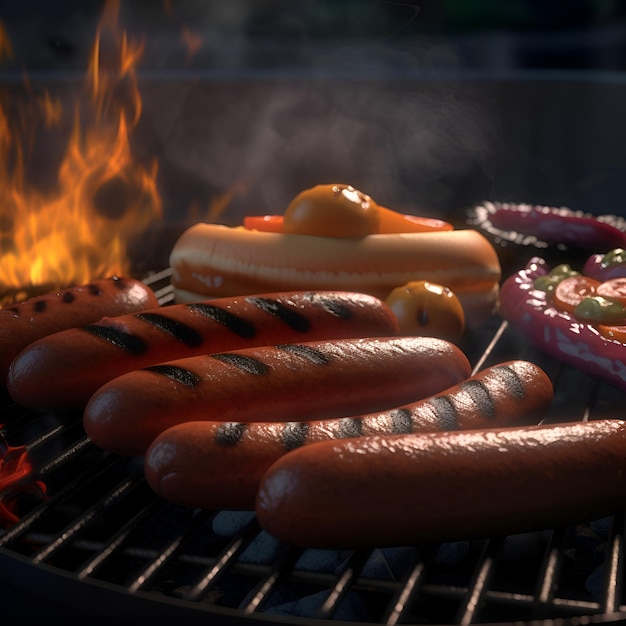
top-left (3, 2), bottom-right (626, 622)
top-left (0, 266), bottom-right (625, 624)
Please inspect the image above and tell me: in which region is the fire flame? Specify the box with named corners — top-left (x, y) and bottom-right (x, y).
top-left (181, 26), bottom-right (203, 64)
top-left (0, 0), bottom-right (162, 303)
top-left (0, 427), bottom-right (46, 528)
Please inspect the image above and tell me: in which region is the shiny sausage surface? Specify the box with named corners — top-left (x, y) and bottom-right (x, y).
top-left (7, 290), bottom-right (399, 409)
top-left (144, 360), bottom-right (553, 510)
top-left (84, 336), bottom-right (472, 456)
top-left (0, 276), bottom-right (158, 385)
top-left (255, 419), bottom-right (626, 548)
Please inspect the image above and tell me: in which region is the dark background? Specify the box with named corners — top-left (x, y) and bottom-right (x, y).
top-left (1, 0), bottom-right (626, 268)
top-left (2, 1), bottom-right (626, 74)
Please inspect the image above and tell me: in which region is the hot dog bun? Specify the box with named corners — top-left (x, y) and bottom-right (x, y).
top-left (168, 224), bottom-right (502, 328)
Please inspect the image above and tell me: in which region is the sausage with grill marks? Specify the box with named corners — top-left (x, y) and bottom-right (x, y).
top-left (144, 360), bottom-right (553, 510)
top-left (256, 419), bottom-right (626, 548)
top-left (0, 276), bottom-right (158, 386)
top-left (83, 336), bottom-right (472, 456)
top-left (7, 291), bottom-right (400, 409)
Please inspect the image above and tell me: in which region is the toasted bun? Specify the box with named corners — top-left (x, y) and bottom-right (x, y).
top-left (169, 224), bottom-right (502, 328)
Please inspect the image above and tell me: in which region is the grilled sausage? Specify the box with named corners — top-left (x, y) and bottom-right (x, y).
top-left (84, 336), bottom-right (472, 456)
top-left (144, 360), bottom-right (554, 510)
top-left (0, 276), bottom-right (158, 385)
top-left (7, 291), bottom-right (400, 409)
top-left (256, 419), bottom-right (626, 548)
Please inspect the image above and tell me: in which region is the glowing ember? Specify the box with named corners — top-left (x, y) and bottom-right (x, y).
top-left (0, 428), bottom-right (46, 528)
top-left (0, 0), bottom-right (162, 304)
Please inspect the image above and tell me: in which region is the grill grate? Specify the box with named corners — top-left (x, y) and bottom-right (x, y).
top-left (0, 268), bottom-right (625, 623)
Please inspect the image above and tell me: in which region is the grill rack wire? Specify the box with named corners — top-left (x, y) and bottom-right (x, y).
top-left (0, 267), bottom-right (625, 624)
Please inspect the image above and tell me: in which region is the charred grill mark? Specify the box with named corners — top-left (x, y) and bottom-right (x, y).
top-left (462, 380), bottom-right (495, 419)
top-left (87, 284), bottom-right (103, 296)
top-left (492, 364), bottom-right (526, 400)
top-left (317, 295), bottom-right (352, 320)
top-left (215, 422), bottom-right (247, 446)
top-left (275, 344), bottom-right (330, 365)
top-left (188, 303), bottom-right (256, 338)
top-left (390, 408), bottom-right (413, 434)
top-left (428, 396), bottom-right (458, 430)
top-left (248, 297), bottom-right (310, 332)
top-left (33, 300), bottom-right (46, 313)
top-left (83, 325), bottom-right (148, 354)
top-left (135, 312), bottom-right (203, 347)
top-left (144, 364), bottom-right (200, 386)
top-left (62, 291), bottom-right (75, 303)
top-left (337, 417), bottom-right (363, 439)
top-left (282, 422), bottom-right (310, 450)
top-left (211, 353), bottom-right (270, 375)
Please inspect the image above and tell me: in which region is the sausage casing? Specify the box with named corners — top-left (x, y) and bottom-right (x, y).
top-left (7, 290), bottom-right (399, 409)
top-left (144, 360), bottom-right (553, 510)
top-left (84, 336), bottom-right (471, 456)
top-left (255, 419), bottom-right (626, 548)
top-left (0, 276), bottom-right (158, 384)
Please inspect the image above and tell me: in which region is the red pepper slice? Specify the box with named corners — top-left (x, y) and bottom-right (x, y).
top-left (243, 215), bottom-right (284, 233)
top-left (552, 275), bottom-right (601, 314)
top-left (596, 278), bottom-right (626, 306)
top-left (599, 324), bottom-right (626, 343)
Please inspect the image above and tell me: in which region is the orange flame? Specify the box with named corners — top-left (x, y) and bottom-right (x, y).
top-left (181, 26), bottom-right (203, 64)
top-left (0, 22), bottom-right (12, 61)
top-left (0, 0), bottom-right (162, 303)
top-left (0, 428), bottom-right (46, 528)
top-left (38, 90), bottom-right (63, 128)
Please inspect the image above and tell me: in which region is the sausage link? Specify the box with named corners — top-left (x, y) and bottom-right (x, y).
top-left (84, 336), bottom-right (472, 456)
top-left (255, 419), bottom-right (626, 548)
top-left (144, 360), bottom-right (553, 510)
top-left (0, 276), bottom-right (158, 384)
top-left (7, 291), bottom-right (399, 409)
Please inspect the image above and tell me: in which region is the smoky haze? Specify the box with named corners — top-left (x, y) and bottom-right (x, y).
top-left (1, 0), bottom-right (625, 231)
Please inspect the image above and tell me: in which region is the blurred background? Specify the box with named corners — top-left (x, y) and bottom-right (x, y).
top-left (1, 0), bottom-right (626, 268)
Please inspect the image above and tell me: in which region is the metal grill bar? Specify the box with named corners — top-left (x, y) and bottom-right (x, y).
top-left (240, 544), bottom-right (301, 614)
top-left (35, 435), bottom-right (95, 477)
top-left (317, 550), bottom-right (374, 619)
top-left (31, 470), bottom-right (145, 564)
top-left (76, 497), bottom-right (167, 579)
top-left (535, 527), bottom-right (565, 609)
top-left (0, 452), bottom-right (124, 548)
top-left (182, 517), bottom-right (263, 602)
top-left (383, 544), bottom-right (436, 625)
top-left (601, 511), bottom-right (624, 613)
top-left (457, 539), bottom-right (500, 625)
top-left (127, 509), bottom-right (213, 593)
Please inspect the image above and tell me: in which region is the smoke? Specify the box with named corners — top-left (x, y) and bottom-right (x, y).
top-left (143, 74), bottom-right (498, 223)
top-left (0, 1), bottom-right (506, 224)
